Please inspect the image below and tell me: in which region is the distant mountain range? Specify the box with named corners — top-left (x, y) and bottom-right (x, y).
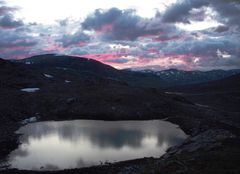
top-left (165, 72), bottom-right (240, 112)
top-left (126, 68), bottom-right (240, 87)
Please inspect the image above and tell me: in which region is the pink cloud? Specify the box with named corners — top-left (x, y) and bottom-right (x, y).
top-left (95, 24), bottom-right (113, 32)
top-left (0, 26), bottom-right (18, 29)
top-left (71, 51), bottom-right (198, 70)
top-left (147, 48), bottom-right (158, 53)
top-left (154, 35), bottom-right (182, 42)
top-left (41, 36), bottom-right (65, 52)
top-left (42, 43), bottom-right (63, 52)
top-left (78, 52), bottom-right (127, 62)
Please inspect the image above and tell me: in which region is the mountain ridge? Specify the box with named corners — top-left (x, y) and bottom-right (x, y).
top-left (10, 54), bottom-right (240, 88)
top-left (126, 67), bottom-right (240, 86)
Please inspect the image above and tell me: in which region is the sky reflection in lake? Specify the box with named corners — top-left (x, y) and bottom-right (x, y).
top-left (8, 120), bottom-right (187, 170)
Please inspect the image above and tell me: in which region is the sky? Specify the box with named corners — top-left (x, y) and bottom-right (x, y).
top-left (0, 0), bottom-right (240, 70)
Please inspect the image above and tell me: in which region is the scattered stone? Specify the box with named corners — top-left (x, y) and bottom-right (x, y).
top-left (21, 117), bottom-right (37, 125)
top-left (167, 129), bottom-right (236, 155)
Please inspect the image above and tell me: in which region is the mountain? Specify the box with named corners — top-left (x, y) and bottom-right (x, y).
top-left (128, 68), bottom-right (240, 87)
top-left (168, 73), bottom-right (240, 93)
top-left (1, 55), bottom-right (198, 122)
top-left (13, 54), bottom-right (167, 88)
top-left (166, 73), bottom-right (240, 112)
top-left (13, 55), bottom-right (240, 88)
top-left (14, 54), bottom-right (120, 78)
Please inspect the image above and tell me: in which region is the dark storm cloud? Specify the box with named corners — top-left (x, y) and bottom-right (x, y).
top-left (0, 29), bottom-right (37, 48)
top-left (155, 34), bottom-right (182, 42)
top-left (212, 0), bottom-right (240, 28)
top-left (56, 32), bottom-right (91, 47)
top-left (162, 0), bottom-right (209, 23)
top-left (159, 0), bottom-right (240, 70)
top-left (173, 36), bottom-right (239, 69)
top-left (82, 8), bottom-right (122, 30)
top-left (157, 32), bottom-right (239, 57)
top-left (214, 25), bottom-right (229, 33)
top-left (0, 14), bottom-right (23, 29)
top-left (0, 0), bottom-right (37, 58)
top-left (162, 0), bottom-right (240, 29)
top-left (82, 8), bottom-right (178, 41)
top-left (0, 28), bottom-right (38, 59)
top-left (0, 1), bottom-right (23, 29)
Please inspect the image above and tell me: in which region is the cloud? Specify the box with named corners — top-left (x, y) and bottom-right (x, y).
top-left (158, 33), bottom-right (240, 70)
top-left (106, 57), bottom-right (130, 63)
top-left (0, 1), bottom-right (34, 58)
top-left (56, 32), bottom-right (91, 47)
top-left (58, 18), bottom-right (69, 27)
top-left (0, 30), bottom-right (37, 48)
top-left (0, 1), bottom-right (23, 29)
top-left (82, 8), bottom-right (122, 30)
top-left (0, 0), bottom-right (5, 5)
top-left (214, 25), bottom-right (229, 33)
top-left (0, 0), bottom-right (239, 71)
top-left (0, 14), bottom-right (23, 29)
top-left (65, 24), bottom-right (240, 70)
top-left (162, 0), bottom-right (209, 23)
top-left (0, 26), bottom-right (39, 59)
top-left (82, 8), bottom-right (178, 41)
top-left (162, 0), bottom-right (240, 29)
top-left (212, 0), bottom-right (240, 29)
top-left (0, 6), bottom-right (17, 15)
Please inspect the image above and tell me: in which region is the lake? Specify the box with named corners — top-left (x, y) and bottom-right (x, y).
top-left (8, 120), bottom-right (187, 170)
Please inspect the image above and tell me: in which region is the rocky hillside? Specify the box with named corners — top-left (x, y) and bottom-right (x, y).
top-left (14, 54), bottom-right (240, 88)
top-left (166, 73), bottom-right (240, 112)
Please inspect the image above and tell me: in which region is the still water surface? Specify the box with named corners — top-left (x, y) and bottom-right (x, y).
top-left (8, 120), bottom-right (187, 170)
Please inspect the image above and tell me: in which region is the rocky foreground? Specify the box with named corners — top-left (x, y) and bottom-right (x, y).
top-left (0, 56), bottom-right (240, 173)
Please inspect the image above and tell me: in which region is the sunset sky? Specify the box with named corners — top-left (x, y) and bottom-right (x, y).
top-left (0, 0), bottom-right (240, 70)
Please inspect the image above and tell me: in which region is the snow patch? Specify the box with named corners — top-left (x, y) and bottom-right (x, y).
top-left (43, 74), bottom-right (53, 78)
top-left (65, 80), bottom-right (71, 83)
top-left (25, 62), bottom-right (32, 65)
top-left (165, 92), bottom-right (183, 95)
top-left (20, 88), bottom-right (40, 93)
top-left (195, 103), bottom-right (209, 108)
top-left (56, 67), bottom-right (68, 70)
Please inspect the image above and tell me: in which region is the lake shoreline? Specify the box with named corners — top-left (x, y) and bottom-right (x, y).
top-left (1, 107), bottom-right (240, 173)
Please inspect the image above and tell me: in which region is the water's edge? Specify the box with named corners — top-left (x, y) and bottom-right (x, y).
top-left (7, 119), bottom-right (188, 171)
top-left (1, 115), bottom-right (238, 174)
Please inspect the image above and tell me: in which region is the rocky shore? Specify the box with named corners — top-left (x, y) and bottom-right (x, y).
top-left (1, 104), bottom-right (239, 174)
